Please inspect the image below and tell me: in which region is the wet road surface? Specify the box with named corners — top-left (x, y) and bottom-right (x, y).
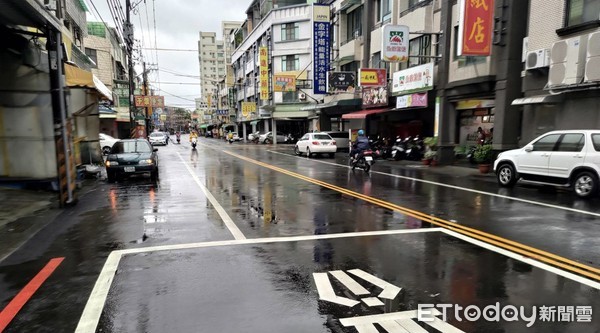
top-left (0, 135), bottom-right (598, 332)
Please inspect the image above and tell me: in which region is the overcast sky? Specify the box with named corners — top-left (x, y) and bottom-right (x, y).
top-left (87, 0), bottom-right (249, 109)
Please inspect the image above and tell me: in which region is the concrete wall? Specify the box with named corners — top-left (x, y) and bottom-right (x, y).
top-left (85, 35), bottom-right (113, 88)
top-left (527, 0), bottom-right (564, 51)
top-left (0, 43), bottom-right (57, 179)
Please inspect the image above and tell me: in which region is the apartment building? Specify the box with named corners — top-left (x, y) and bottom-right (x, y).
top-left (232, 0), bottom-right (322, 140)
top-left (84, 22), bottom-right (130, 138)
top-left (198, 32), bottom-right (226, 108)
top-left (516, 0), bottom-right (600, 145)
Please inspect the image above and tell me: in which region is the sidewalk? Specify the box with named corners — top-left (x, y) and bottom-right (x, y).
top-left (254, 141), bottom-right (498, 182)
top-left (0, 180), bottom-right (100, 263)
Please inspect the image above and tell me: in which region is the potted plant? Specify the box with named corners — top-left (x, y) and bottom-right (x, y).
top-left (423, 150), bottom-right (437, 165)
top-left (474, 144), bottom-right (494, 173)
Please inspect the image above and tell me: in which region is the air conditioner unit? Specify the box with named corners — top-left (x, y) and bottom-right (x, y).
top-left (548, 35), bottom-right (588, 86)
top-left (585, 32), bottom-right (600, 82)
top-left (299, 92), bottom-right (306, 100)
top-left (525, 49), bottom-right (550, 70)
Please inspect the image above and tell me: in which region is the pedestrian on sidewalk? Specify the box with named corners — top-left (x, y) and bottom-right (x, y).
top-left (477, 127), bottom-right (486, 145)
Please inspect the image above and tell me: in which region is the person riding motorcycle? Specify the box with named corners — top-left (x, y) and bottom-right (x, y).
top-left (350, 130), bottom-right (370, 160)
top-left (189, 130), bottom-right (198, 142)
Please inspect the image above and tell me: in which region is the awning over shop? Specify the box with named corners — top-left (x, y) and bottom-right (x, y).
top-left (99, 105), bottom-right (117, 119)
top-left (341, 108), bottom-right (390, 119)
top-left (64, 64), bottom-right (113, 101)
top-left (511, 94), bottom-right (564, 106)
top-left (250, 120), bottom-right (260, 126)
top-left (199, 124), bottom-right (208, 129)
top-left (300, 98), bottom-right (362, 112)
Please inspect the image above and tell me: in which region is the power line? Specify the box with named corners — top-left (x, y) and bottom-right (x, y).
top-left (86, 0), bottom-right (122, 44)
top-left (141, 47), bottom-right (198, 52)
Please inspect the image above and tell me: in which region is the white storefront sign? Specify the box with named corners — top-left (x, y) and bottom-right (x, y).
top-left (392, 62), bottom-right (434, 95)
top-left (381, 25), bottom-right (410, 63)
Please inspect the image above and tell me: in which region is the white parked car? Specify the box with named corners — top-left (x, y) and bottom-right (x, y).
top-left (294, 132), bottom-right (337, 158)
top-left (149, 131), bottom-right (168, 146)
top-left (259, 131), bottom-right (286, 144)
top-left (99, 133), bottom-right (119, 155)
top-left (494, 130), bottom-right (600, 198)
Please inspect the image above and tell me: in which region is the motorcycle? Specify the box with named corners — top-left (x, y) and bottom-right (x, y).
top-left (350, 150), bottom-right (374, 173)
top-left (284, 133), bottom-right (296, 144)
top-left (391, 137), bottom-right (407, 161)
top-left (191, 137), bottom-right (197, 149)
top-left (176, 133), bottom-right (181, 144)
top-left (248, 131), bottom-right (260, 144)
top-left (405, 136), bottom-right (424, 161)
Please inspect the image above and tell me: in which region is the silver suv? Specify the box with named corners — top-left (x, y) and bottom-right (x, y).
top-left (493, 130), bottom-right (600, 198)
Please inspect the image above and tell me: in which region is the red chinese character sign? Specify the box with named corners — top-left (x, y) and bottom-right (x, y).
top-left (458, 0), bottom-right (494, 56)
top-left (259, 46), bottom-right (269, 101)
top-left (382, 25), bottom-right (409, 62)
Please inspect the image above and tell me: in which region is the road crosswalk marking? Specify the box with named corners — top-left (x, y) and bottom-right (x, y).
top-left (340, 309), bottom-right (465, 333)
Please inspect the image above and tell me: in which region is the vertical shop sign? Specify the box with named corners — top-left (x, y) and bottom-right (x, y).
top-left (313, 4), bottom-right (330, 94)
top-left (259, 46), bottom-right (269, 101)
top-left (458, 0), bottom-right (495, 56)
top-left (381, 25), bottom-right (409, 62)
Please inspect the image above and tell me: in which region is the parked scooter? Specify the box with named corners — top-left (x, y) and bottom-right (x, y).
top-left (284, 133), bottom-right (296, 144)
top-left (405, 136), bottom-right (424, 161)
top-left (248, 131), bottom-right (260, 144)
top-left (191, 137), bottom-right (197, 149)
top-left (350, 150), bottom-right (375, 173)
top-left (390, 137), bottom-right (407, 161)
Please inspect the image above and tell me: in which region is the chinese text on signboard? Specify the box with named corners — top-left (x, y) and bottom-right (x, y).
top-left (134, 95), bottom-right (164, 108)
top-left (382, 25), bottom-right (409, 62)
top-left (362, 87), bottom-right (388, 108)
top-left (259, 47), bottom-right (269, 100)
top-left (273, 75), bottom-right (296, 92)
top-left (392, 62), bottom-right (434, 95)
top-left (241, 102), bottom-right (256, 118)
top-left (327, 72), bottom-right (356, 93)
top-left (313, 4), bottom-right (330, 94)
top-left (458, 0), bottom-right (494, 56)
top-left (358, 68), bottom-right (387, 87)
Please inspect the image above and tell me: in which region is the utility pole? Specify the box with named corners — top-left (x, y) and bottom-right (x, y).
top-left (143, 61), bottom-right (150, 137)
top-left (125, 0), bottom-right (136, 136)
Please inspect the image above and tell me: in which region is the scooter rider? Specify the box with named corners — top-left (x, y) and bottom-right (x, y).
top-left (350, 130), bottom-right (370, 160)
top-left (176, 131), bottom-right (181, 143)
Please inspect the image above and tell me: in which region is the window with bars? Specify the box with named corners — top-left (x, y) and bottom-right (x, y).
top-left (408, 35), bottom-right (431, 67)
top-left (281, 23), bottom-right (299, 41)
top-left (281, 55), bottom-right (299, 71)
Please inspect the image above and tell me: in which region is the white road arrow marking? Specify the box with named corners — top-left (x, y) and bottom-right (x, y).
top-left (379, 320), bottom-right (411, 333)
top-left (348, 269), bottom-right (402, 300)
top-left (329, 270), bottom-right (370, 296)
top-left (355, 323), bottom-right (380, 333)
top-left (395, 319), bottom-right (429, 332)
top-left (313, 273), bottom-right (360, 307)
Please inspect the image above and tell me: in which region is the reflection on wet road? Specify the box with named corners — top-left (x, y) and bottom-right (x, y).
top-left (1, 137), bottom-right (599, 333)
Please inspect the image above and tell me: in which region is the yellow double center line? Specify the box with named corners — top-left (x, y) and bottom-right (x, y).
top-left (224, 150), bottom-right (600, 282)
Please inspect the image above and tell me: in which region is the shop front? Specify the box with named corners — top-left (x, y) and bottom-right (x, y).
top-left (273, 104), bottom-right (313, 139)
top-left (387, 63), bottom-right (436, 139)
top-left (454, 99), bottom-right (495, 146)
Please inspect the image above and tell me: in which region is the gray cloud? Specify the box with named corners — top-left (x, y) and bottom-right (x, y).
top-left (88, 0), bottom-right (248, 108)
